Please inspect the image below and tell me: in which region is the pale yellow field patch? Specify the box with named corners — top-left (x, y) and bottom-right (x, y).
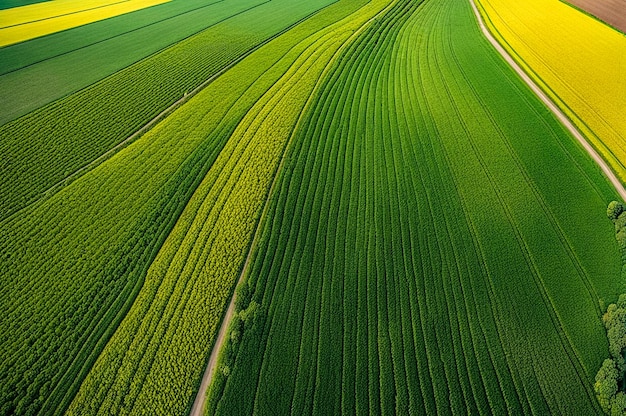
top-left (0, 0), bottom-right (170, 47)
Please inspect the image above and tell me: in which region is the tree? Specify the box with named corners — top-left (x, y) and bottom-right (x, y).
top-left (596, 359), bottom-right (619, 413)
top-left (608, 201), bottom-right (625, 221)
top-left (611, 392), bottom-right (626, 416)
top-left (603, 300), bottom-right (626, 372)
top-left (234, 280), bottom-right (252, 312)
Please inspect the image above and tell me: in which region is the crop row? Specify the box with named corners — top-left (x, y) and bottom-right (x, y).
top-left (0, 0), bottom-right (124, 27)
top-left (0, 0), bottom-right (333, 221)
top-left (0, 1), bottom-right (355, 414)
top-left (0, 0), bottom-right (219, 75)
top-left (475, 0), bottom-right (626, 182)
top-left (65, 1), bottom-right (395, 414)
top-left (0, 0), bottom-right (263, 122)
top-left (210, 0), bottom-right (621, 413)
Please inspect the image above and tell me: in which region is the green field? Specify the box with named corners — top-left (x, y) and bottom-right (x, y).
top-left (0, 1), bottom-right (344, 413)
top-left (0, 0), bottom-right (335, 221)
top-left (0, 0), bottom-right (622, 414)
top-left (0, 0), bottom-right (265, 124)
top-left (208, 0), bottom-right (621, 413)
top-left (66, 0), bottom-right (390, 413)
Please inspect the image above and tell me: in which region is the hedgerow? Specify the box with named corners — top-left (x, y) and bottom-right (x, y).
top-left (595, 202), bottom-right (626, 415)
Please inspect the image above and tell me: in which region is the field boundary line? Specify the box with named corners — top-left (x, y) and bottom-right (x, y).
top-left (467, 0), bottom-right (626, 203)
top-left (558, 0), bottom-right (626, 36)
top-left (0, 0), bottom-right (226, 76)
top-left (476, 0), bottom-right (624, 175)
top-left (1, 2), bottom-right (329, 226)
top-left (188, 2), bottom-right (399, 415)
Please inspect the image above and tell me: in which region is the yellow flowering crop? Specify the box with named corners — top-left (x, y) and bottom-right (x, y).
top-left (0, 0), bottom-right (169, 47)
top-left (476, 0), bottom-right (626, 181)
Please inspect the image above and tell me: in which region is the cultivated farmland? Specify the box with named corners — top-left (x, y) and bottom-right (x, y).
top-left (0, 0), bottom-right (623, 414)
top-left (209, 0), bottom-right (622, 413)
top-left (0, 0), bottom-right (334, 221)
top-left (0, 0), bottom-right (286, 122)
top-left (66, 0), bottom-right (392, 413)
top-left (0, 0), bottom-right (170, 47)
top-left (564, 0), bottom-right (626, 34)
top-left (475, 0), bottom-right (626, 183)
top-left (0, 1), bottom-right (340, 413)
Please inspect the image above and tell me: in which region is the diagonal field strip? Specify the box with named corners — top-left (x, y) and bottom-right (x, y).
top-left (0, 0), bottom-right (129, 28)
top-left (0, 0), bottom-right (225, 76)
top-left (0, 0), bottom-right (170, 47)
top-left (467, 0), bottom-right (626, 203)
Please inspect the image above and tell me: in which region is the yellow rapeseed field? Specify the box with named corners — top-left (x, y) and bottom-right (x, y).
top-left (0, 0), bottom-right (169, 47)
top-left (476, 0), bottom-right (626, 181)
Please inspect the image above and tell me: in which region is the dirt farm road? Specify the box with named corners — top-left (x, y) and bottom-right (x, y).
top-left (468, 0), bottom-right (626, 203)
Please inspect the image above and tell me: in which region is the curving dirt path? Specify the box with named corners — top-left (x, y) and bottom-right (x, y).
top-left (468, 0), bottom-right (626, 203)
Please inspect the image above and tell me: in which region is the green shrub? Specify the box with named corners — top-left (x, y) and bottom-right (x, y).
top-left (608, 201), bottom-right (625, 221)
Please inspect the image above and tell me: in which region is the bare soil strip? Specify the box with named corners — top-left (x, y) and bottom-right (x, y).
top-left (563, 0), bottom-right (626, 34)
top-left (469, 0), bottom-right (626, 203)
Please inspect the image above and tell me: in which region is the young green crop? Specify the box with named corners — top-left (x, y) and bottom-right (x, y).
top-left (66, 0), bottom-right (394, 414)
top-left (475, 0), bottom-right (626, 182)
top-left (210, 0), bottom-right (621, 413)
top-left (0, 1), bottom-right (345, 414)
top-left (0, 0), bottom-right (261, 123)
top-left (0, 0), bottom-right (333, 221)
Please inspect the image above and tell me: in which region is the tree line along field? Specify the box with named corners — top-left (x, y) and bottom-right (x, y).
top-left (0, 0), bottom-right (624, 415)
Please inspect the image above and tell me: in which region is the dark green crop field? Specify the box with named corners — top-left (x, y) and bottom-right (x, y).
top-left (0, 0), bottom-right (260, 122)
top-left (0, 0), bottom-right (623, 414)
